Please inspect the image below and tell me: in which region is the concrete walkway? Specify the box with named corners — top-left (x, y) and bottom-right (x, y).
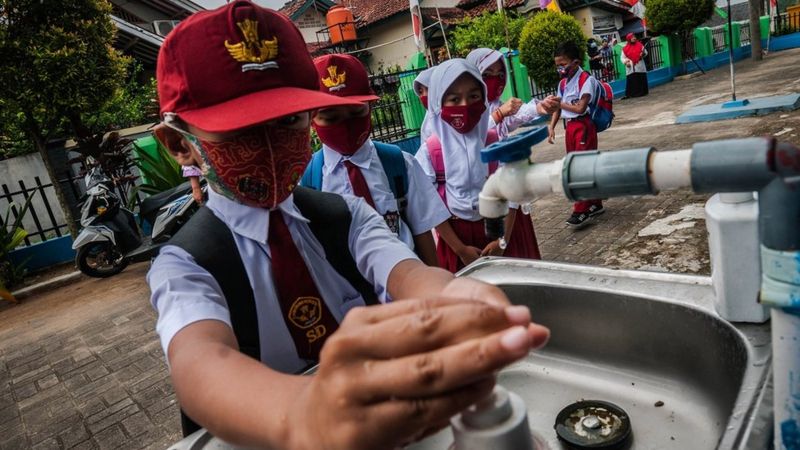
top-left (1, 47), bottom-right (798, 449)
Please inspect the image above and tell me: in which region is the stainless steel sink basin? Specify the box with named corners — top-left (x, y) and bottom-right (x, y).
top-left (169, 258), bottom-right (774, 450)
top-left (410, 258), bottom-right (773, 450)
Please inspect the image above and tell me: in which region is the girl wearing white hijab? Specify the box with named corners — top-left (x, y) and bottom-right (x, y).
top-left (466, 48), bottom-right (559, 140)
top-left (415, 59), bottom-right (541, 273)
top-left (413, 67), bottom-right (436, 142)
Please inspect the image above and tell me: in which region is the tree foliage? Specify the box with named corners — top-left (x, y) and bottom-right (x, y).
top-left (646, 0), bottom-right (715, 35)
top-left (0, 62), bottom-right (158, 161)
top-left (451, 11), bottom-right (527, 57)
top-left (519, 11), bottom-right (586, 89)
top-left (0, 0), bottom-right (155, 236)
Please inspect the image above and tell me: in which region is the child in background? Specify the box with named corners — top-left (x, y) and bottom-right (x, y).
top-left (413, 67), bottom-right (435, 141)
top-left (416, 59), bottom-right (541, 273)
top-left (153, 124), bottom-right (205, 205)
top-left (303, 54), bottom-right (449, 267)
top-left (548, 41), bottom-right (604, 229)
top-left (466, 48), bottom-right (560, 140)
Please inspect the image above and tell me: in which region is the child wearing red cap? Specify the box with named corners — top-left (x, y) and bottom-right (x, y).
top-left (147, 2), bottom-right (548, 448)
top-left (301, 53), bottom-right (449, 267)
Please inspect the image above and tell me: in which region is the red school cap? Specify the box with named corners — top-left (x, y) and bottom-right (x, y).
top-left (313, 54), bottom-right (379, 103)
top-left (157, 0), bottom-right (361, 133)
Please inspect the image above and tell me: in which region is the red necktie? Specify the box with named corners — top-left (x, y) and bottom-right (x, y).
top-left (268, 210), bottom-right (339, 360)
top-left (343, 160), bottom-right (376, 208)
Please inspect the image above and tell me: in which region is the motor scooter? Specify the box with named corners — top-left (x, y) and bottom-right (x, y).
top-left (73, 166), bottom-right (201, 277)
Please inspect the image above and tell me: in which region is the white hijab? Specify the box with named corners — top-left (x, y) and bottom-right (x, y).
top-left (426, 58), bottom-right (492, 221)
top-left (466, 48), bottom-right (505, 113)
top-left (414, 67), bottom-right (436, 142)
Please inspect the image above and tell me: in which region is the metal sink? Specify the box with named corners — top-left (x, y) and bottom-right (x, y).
top-left (169, 258), bottom-right (773, 450)
top-left (409, 258), bottom-right (773, 450)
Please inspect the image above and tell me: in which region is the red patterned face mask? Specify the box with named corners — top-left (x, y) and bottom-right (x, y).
top-left (440, 101), bottom-right (487, 134)
top-left (419, 95), bottom-right (429, 109)
top-left (199, 125), bottom-right (311, 208)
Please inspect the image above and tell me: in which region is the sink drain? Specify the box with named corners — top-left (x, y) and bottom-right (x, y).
top-left (554, 400), bottom-right (631, 449)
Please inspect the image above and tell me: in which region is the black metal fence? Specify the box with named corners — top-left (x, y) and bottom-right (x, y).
top-left (683, 33), bottom-right (698, 61)
top-left (588, 51), bottom-right (619, 83)
top-left (711, 26), bottom-right (727, 53)
top-left (368, 68), bottom-right (424, 143)
top-left (1, 172), bottom-right (79, 246)
top-left (740, 22), bottom-right (751, 46)
top-left (644, 38), bottom-right (665, 70)
top-left (775, 10), bottom-right (800, 35)
top-left (529, 81), bottom-right (559, 101)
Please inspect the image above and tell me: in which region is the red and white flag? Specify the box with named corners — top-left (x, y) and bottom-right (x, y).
top-left (410, 0), bottom-right (426, 50)
top-left (626, 0), bottom-right (646, 19)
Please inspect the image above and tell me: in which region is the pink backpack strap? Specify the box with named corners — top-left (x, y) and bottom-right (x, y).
top-left (426, 135), bottom-right (447, 204)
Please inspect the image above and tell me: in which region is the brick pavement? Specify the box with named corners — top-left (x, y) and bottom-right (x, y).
top-left (0, 47), bottom-right (798, 449)
top-left (0, 264), bottom-right (181, 449)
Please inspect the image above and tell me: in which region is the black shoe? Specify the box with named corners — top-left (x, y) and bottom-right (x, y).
top-left (566, 212), bottom-right (592, 229)
top-left (587, 204), bottom-right (605, 217)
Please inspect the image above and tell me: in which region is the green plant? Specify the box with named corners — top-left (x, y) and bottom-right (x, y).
top-left (1, 0), bottom-right (136, 237)
top-left (452, 11), bottom-right (527, 56)
top-left (1, 193), bottom-right (35, 290)
top-left (647, 0), bottom-right (715, 35)
top-left (519, 11), bottom-right (586, 89)
top-left (647, 0), bottom-right (714, 70)
top-left (130, 140), bottom-right (185, 201)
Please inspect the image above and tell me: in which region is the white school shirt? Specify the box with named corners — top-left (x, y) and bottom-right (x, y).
top-left (488, 99), bottom-right (543, 140)
top-left (559, 68), bottom-right (599, 119)
top-left (415, 138), bottom-right (489, 222)
top-left (148, 188), bottom-right (417, 374)
top-left (319, 139), bottom-right (450, 247)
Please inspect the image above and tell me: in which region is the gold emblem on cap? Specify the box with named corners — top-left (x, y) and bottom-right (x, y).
top-left (321, 65), bottom-right (347, 91)
top-left (225, 19), bottom-right (279, 71)
top-left (288, 297), bottom-right (322, 330)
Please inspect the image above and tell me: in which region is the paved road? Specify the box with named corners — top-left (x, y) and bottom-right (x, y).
top-left (1, 47), bottom-right (798, 449)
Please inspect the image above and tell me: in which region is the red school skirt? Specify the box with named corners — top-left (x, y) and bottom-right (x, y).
top-left (436, 207), bottom-right (541, 273)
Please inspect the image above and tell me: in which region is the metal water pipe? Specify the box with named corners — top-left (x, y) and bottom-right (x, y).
top-left (478, 128), bottom-right (800, 447)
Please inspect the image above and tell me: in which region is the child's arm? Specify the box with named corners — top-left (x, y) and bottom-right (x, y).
top-left (481, 208), bottom-right (517, 256)
top-left (168, 295), bottom-right (547, 450)
top-left (189, 176), bottom-right (203, 205)
top-left (412, 231), bottom-right (439, 267)
top-left (435, 220), bottom-right (481, 266)
top-left (548, 108), bottom-right (562, 144)
top-left (560, 93), bottom-right (592, 115)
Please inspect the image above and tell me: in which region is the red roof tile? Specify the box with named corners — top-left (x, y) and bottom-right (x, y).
top-left (457, 0), bottom-right (526, 16)
top-left (420, 7), bottom-right (467, 26)
top-left (279, 0), bottom-right (305, 18)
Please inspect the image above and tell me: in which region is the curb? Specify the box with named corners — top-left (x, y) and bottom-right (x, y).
top-left (11, 271), bottom-right (85, 301)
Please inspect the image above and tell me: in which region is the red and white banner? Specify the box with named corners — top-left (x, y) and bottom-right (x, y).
top-left (409, 0), bottom-right (426, 51)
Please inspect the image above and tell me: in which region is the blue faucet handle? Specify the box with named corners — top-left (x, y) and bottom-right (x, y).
top-left (481, 126), bottom-right (550, 163)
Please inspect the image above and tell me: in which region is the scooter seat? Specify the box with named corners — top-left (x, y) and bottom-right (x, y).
top-left (140, 181), bottom-right (193, 226)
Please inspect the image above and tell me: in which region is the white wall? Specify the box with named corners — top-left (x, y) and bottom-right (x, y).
top-left (0, 153), bottom-right (68, 243)
top-left (364, 14), bottom-right (421, 72)
top-left (421, 0), bottom-right (461, 8)
top-left (297, 8), bottom-right (326, 43)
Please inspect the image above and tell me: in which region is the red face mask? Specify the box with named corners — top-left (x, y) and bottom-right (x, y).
top-left (199, 125), bottom-right (310, 208)
top-left (312, 113), bottom-right (372, 155)
top-left (419, 95), bottom-right (428, 109)
top-left (483, 75), bottom-right (505, 102)
top-left (440, 101), bottom-right (486, 134)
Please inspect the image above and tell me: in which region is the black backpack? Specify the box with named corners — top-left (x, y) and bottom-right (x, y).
top-left (167, 186), bottom-right (379, 435)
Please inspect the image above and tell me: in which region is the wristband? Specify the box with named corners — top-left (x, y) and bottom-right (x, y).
top-left (492, 109), bottom-right (504, 123)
